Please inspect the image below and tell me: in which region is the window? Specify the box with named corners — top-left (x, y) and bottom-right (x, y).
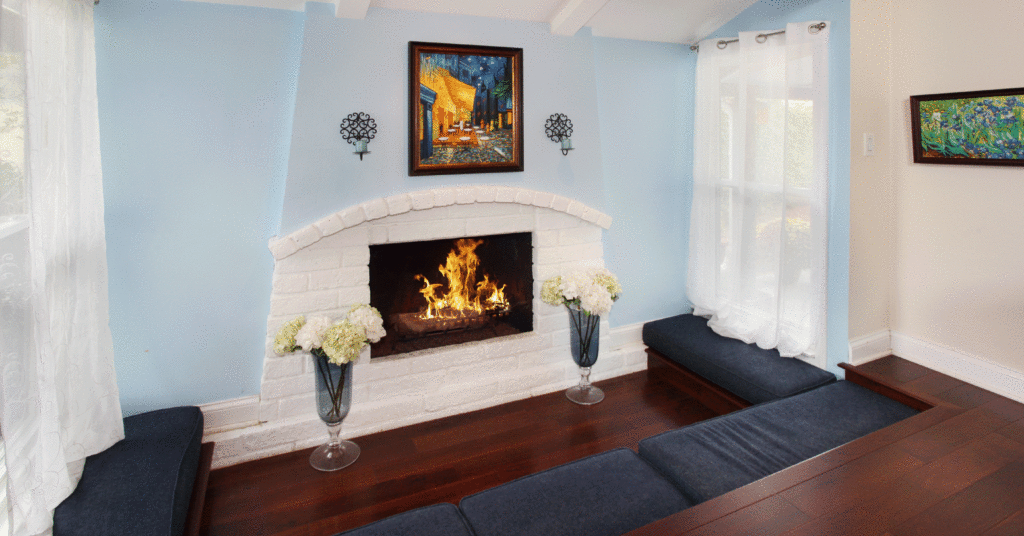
top-left (688, 22), bottom-right (830, 362)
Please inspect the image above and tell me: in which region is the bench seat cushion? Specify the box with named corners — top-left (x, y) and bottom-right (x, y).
top-left (53, 406), bottom-right (204, 536)
top-left (638, 381), bottom-right (918, 505)
top-left (459, 448), bottom-right (691, 536)
top-left (333, 503), bottom-right (474, 536)
top-left (642, 313), bottom-right (836, 404)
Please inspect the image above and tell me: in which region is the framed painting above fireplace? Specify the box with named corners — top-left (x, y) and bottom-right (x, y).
top-left (409, 41), bottom-right (524, 176)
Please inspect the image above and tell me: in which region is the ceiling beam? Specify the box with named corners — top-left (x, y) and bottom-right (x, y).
top-left (549, 0), bottom-right (611, 36)
top-left (333, 0), bottom-right (371, 19)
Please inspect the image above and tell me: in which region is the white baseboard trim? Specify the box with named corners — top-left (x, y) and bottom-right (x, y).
top-left (891, 331), bottom-right (1024, 404)
top-left (199, 322), bottom-right (647, 467)
top-left (200, 395), bottom-right (260, 435)
top-left (848, 330), bottom-right (892, 366)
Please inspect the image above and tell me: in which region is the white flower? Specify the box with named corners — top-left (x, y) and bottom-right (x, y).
top-left (347, 304), bottom-right (386, 343)
top-left (580, 285), bottom-right (613, 316)
top-left (540, 268), bottom-right (621, 316)
top-left (295, 315), bottom-right (334, 351)
top-left (321, 320), bottom-right (366, 365)
top-left (273, 316), bottom-right (305, 355)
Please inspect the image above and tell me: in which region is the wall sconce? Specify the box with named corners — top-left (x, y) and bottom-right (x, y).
top-left (545, 113), bottom-right (574, 155)
top-left (340, 112), bottom-right (377, 160)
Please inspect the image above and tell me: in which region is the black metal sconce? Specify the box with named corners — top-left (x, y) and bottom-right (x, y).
top-left (340, 112), bottom-right (377, 160)
top-left (545, 113), bottom-right (574, 155)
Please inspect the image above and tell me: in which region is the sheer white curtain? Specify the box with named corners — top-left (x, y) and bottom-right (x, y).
top-left (0, 0), bottom-right (123, 534)
top-left (688, 21), bottom-right (830, 360)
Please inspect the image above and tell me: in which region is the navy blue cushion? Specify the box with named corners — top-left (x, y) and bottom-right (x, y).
top-left (53, 406), bottom-right (204, 536)
top-left (638, 381), bottom-right (918, 504)
top-left (333, 503), bottom-right (474, 536)
top-left (459, 448), bottom-right (691, 536)
top-left (642, 313), bottom-right (836, 403)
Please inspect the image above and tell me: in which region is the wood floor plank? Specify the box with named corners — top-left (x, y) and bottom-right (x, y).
top-left (982, 396), bottom-right (1024, 423)
top-left (783, 432), bottom-right (1024, 536)
top-left (892, 460), bottom-right (1024, 536)
top-left (895, 407), bottom-right (1011, 462)
top-left (902, 371), bottom-right (965, 398)
top-left (997, 420), bottom-right (1024, 447)
top-left (685, 495), bottom-right (811, 536)
top-left (201, 369), bottom-right (715, 535)
top-left (780, 442), bottom-right (925, 518)
top-left (980, 509), bottom-right (1024, 536)
top-left (933, 382), bottom-right (1001, 409)
top-left (856, 356), bottom-right (933, 384)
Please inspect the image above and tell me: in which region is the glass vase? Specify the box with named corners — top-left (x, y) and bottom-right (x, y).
top-left (309, 349), bottom-right (360, 472)
top-left (566, 305), bottom-right (604, 405)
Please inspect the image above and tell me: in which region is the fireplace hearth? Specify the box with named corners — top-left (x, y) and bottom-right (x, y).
top-left (369, 232), bottom-right (533, 358)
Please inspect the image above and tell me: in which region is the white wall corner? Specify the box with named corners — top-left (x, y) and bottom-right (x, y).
top-left (891, 331), bottom-right (1024, 405)
top-left (549, 0), bottom-right (612, 36)
top-left (848, 329), bottom-right (892, 365)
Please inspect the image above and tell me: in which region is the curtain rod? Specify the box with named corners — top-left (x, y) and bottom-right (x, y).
top-left (689, 22), bottom-right (825, 52)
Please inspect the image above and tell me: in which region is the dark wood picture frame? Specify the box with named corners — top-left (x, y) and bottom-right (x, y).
top-left (910, 87), bottom-right (1024, 166)
top-left (409, 41), bottom-right (523, 176)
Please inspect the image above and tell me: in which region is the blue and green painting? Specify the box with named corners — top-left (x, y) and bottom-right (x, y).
top-left (918, 95), bottom-right (1024, 160)
top-left (417, 53), bottom-right (515, 166)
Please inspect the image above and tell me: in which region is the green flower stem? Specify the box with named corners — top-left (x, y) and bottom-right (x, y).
top-left (567, 305), bottom-right (599, 367)
top-left (314, 351), bottom-right (345, 421)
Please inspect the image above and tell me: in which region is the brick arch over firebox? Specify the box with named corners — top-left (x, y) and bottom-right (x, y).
top-left (268, 186), bottom-right (613, 261)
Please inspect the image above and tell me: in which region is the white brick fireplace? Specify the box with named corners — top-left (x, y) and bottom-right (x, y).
top-left (202, 186), bottom-right (647, 468)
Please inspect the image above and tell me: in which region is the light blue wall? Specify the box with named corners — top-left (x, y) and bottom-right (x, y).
top-left (94, 0), bottom-right (849, 413)
top-left (281, 4), bottom-right (691, 329)
top-left (280, 4), bottom-right (607, 234)
top-left (708, 0), bottom-right (852, 375)
top-left (94, 0), bottom-right (304, 414)
top-left (592, 38), bottom-right (693, 326)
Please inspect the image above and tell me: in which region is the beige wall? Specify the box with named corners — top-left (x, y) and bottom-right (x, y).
top-left (851, 0), bottom-right (1024, 374)
top-left (849, 0), bottom-right (895, 340)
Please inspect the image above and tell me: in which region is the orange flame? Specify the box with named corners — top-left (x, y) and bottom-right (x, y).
top-left (415, 239), bottom-right (509, 320)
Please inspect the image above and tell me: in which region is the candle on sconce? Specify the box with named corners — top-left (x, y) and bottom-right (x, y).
top-left (355, 139), bottom-right (368, 153)
top-left (561, 138), bottom-right (573, 150)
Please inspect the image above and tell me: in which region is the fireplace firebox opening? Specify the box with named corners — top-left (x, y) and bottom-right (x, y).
top-left (369, 232), bottom-right (533, 358)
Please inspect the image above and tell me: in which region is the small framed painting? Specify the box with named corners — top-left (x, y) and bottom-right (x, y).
top-left (409, 41), bottom-right (523, 176)
top-left (911, 87), bottom-right (1024, 166)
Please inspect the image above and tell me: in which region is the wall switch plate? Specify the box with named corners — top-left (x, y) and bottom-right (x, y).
top-left (863, 133), bottom-right (875, 156)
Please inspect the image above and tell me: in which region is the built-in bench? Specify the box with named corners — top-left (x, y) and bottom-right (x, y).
top-left (638, 380), bottom-right (919, 505)
top-left (642, 313), bottom-right (836, 413)
top-left (53, 406), bottom-right (213, 536)
top-left (459, 448), bottom-right (690, 536)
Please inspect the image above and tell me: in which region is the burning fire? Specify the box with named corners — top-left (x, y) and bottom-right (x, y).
top-left (415, 239), bottom-right (509, 320)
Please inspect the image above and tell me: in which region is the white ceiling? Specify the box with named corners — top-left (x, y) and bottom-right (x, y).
top-left (182, 0), bottom-right (761, 45)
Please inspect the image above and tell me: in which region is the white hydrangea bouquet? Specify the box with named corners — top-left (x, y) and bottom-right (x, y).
top-left (540, 267), bottom-right (621, 405)
top-left (274, 304), bottom-right (385, 424)
top-left (274, 304), bottom-right (386, 365)
top-left (541, 267), bottom-right (622, 316)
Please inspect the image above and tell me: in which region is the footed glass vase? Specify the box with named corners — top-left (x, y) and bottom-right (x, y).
top-left (566, 305), bottom-right (604, 405)
top-left (310, 349), bottom-right (360, 472)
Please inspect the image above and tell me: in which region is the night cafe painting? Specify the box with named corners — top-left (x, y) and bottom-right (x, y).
top-left (409, 42), bottom-right (523, 176)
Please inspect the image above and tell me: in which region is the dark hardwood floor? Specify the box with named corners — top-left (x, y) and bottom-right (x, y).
top-left (200, 369), bottom-right (718, 535)
top-left (626, 356), bottom-right (1024, 536)
top-left (200, 356), bottom-right (1024, 536)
